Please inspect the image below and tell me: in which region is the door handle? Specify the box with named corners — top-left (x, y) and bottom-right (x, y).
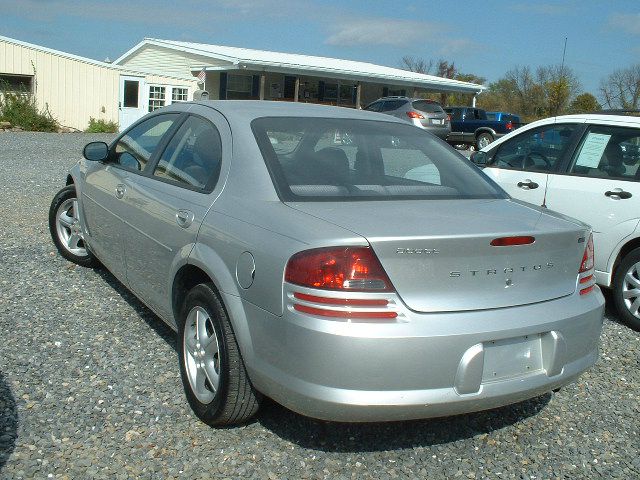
top-left (517, 179), bottom-right (539, 190)
top-left (605, 189), bottom-right (632, 200)
top-left (175, 209), bottom-right (194, 228)
top-left (115, 184), bottom-right (126, 199)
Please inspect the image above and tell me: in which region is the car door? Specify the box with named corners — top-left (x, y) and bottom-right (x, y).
top-left (82, 113), bottom-right (180, 282)
top-left (545, 123), bottom-right (640, 277)
top-left (118, 108), bottom-right (230, 319)
top-left (483, 122), bottom-right (582, 206)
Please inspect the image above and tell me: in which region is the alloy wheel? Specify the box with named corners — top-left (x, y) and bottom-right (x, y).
top-left (183, 306), bottom-right (221, 403)
top-left (622, 261), bottom-right (640, 319)
top-left (55, 198), bottom-right (87, 257)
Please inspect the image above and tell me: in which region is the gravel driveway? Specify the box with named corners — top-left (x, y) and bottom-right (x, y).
top-left (1, 132), bottom-right (639, 479)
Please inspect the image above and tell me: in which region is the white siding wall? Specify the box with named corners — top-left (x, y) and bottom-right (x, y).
top-left (0, 38), bottom-right (197, 130)
top-left (119, 44), bottom-right (232, 78)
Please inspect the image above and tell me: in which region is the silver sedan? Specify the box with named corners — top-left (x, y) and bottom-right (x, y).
top-left (49, 101), bottom-right (604, 426)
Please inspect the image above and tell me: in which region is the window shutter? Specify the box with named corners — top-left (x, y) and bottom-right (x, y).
top-left (382, 87), bottom-right (389, 97)
top-left (318, 81), bottom-right (325, 101)
top-left (219, 72), bottom-right (228, 100)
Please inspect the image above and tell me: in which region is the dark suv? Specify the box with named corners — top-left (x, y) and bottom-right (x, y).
top-left (364, 97), bottom-right (451, 139)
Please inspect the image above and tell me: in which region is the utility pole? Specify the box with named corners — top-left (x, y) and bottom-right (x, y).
top-left (560, 36), bottom-right (567, 76)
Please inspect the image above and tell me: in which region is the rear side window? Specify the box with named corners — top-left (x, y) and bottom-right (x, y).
top-left (381, 100), bottom-right (408, 111)
top-left (252, 117), bottom-right (506, 201)
top-left (446, 108), bottom-right (462, 120)
top-left (153, 116), bottom-right (222, 190)
top-left (412, 100), bottom-right (443, 113)
top-left (486, 112), bottom-right (497, 120)
top-left (569, 125), bottom-right (640, 181)
top-left (364, 102), bottom-right (383, 112)
top-left (488, 124), bottom-right (579, 172)
top-left (112, 114), bottom-right (179, 172)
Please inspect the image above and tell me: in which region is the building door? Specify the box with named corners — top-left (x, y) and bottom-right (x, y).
top-left (119, 76), bottom-right (145, 131)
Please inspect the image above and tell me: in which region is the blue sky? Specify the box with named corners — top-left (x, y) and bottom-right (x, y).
top-left (1, 0), bottom-right (639, 96)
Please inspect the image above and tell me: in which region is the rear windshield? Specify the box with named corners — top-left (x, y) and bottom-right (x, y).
top-left (252, 117), bottom-right (506, 202)
top-left (412, 100), bottom-right (443, 113)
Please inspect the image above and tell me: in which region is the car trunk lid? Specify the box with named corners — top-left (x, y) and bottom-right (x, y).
top-left (286, 199), bottom-right (587, 312)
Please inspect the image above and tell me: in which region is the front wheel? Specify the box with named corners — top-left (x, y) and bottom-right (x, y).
top-left (177, 283), bottom-right (261, 426)
top-left (48, 185), bottom-right (98, 267)
top-left (476, 133), bottom-right (493, 150)
top-left (612, 248), bottom-right (640, 331)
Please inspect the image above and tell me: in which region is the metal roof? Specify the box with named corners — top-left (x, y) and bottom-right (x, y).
top-left (114, 38), bottom-right (485, 94)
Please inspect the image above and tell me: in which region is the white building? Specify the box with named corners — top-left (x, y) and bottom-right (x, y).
top-left (1, 35), bottom-right (484, 131)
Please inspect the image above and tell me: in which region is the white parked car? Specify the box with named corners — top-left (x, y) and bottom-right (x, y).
top-left (474, 112), bottom-right (640, 330)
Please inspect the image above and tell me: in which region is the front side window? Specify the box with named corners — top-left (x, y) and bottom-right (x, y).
top-left (569, 125), bottom-right (640, 181)
top-left (153, 116), bottom-right (222, 190)
top-left (148, 86), bottom-right (166, 112)
top-left (112, 114), bottom-right (178, 171)
top-left (488, 124), bottom-right (579, 172)
top-left (252, 117), bottom-right (506, 201)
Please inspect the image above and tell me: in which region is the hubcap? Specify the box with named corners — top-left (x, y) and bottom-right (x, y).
top-left (56, 198), bottom-right (88, 257)
top-left (622, 261), bottom-right (640, 319)
top-left (478, 136), bottom-right (490, 149)
top-left (183, 306), bottom-right (221, 403)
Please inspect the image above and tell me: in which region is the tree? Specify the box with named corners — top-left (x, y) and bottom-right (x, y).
top-left (400, 56), bottom-right (433, 75)
top-left (568, 93), bottom-right (601, 114)
top-left (599, 64), bottom-right (640, 109)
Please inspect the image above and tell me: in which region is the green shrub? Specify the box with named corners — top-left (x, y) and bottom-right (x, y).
top-left (85, 117), bottom-right (119, 133)
top-left (0, 88), bottom-right (58, 132)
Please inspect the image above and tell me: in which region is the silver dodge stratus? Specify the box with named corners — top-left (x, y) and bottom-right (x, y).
top-left (49, 101), bottom-right (604, 426)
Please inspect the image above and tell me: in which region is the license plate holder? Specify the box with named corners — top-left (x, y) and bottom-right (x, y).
top-left (482, 335), bottom-right (543, 382)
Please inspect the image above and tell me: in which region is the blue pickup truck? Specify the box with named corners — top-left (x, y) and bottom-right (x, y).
top-left (444, 107), bottom-right (521, 149)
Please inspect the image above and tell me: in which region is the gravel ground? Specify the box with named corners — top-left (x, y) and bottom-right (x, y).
top-left (1, 132), bottom-right (639, 479)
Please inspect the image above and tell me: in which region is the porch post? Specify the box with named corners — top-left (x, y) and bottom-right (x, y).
top-left (472, 94), bottom-right (477, 107)
top-left (293, 77), bottom-right (300, 102)
top-left (355, 82), bottom-right (362, 109)
top-left (412, 87), bottom-right (418, 98)
top-left (259, 73), bottom-right (266, 100)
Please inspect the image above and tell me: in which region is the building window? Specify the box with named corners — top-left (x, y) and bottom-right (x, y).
top-left (227, 74), bottom-right (253, 100)
top-left (148, 86), bottom-right (166, 112)
top-left (171, 87), bottom-right (188, 103)
top-left (0, 74), bottom-right (34, 93)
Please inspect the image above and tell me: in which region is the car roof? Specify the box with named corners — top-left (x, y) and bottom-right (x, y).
top-left (187, 100), bottom-right (406, 123)
top-left (552, 113), bottom-right (640, 125)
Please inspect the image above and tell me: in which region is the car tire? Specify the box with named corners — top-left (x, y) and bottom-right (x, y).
top-left (48, 185), bottom-right (98, 268)
top-left (476, 133), bottom-right (493, 150)
top-left (177, 283), bottom-right (261, 426)
top-left (612, 248), bottom-right (640, 331)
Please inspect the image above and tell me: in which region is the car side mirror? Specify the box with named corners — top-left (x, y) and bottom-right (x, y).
top-left (83, 142), bottom-right (109, 162)
top-left (471, 151), bottom-right (488, 167)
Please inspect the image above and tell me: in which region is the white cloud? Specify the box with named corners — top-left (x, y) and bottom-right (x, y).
top-left (608, 13), bottom-right (640, 35)
top-left (326, 18), bottom-right (443, 47)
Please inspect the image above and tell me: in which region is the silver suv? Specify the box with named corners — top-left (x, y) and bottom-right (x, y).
top-left (364, 96), bottom-right (451, 139)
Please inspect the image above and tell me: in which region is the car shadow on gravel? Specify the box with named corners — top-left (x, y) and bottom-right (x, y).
top-left (0, 371), bottom-right (18, 472)
top-left (95, 268), bottom-right (177, 351)
top-left (92, 266), bottom-right (552, 451)
top-left (256, 394), bottom-right (551, 452)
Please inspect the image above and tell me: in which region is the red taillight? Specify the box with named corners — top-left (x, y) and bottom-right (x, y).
top-left (505, 121), bottom-right (513, 130)
top-left (579, 234), bottom-right (594, 273)
top-left (293, 304), bottom-right (397, 319)
top-left (285, 247), bottom-right (394, 291)
top-left (406, 111), bottom-right (425, 119)
top-left (579, 234), bottom-right (595, 295)
top-left (293, 292), bottom-right (388, 306)
top-left (490, 236), bottom-right (535, 247)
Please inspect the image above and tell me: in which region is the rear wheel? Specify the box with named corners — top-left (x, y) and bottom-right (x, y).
top-left (612, 248), bottom-right (640, 331)
top-left (476, 133), bottom-right (493, 150)
top-left (177, 283), bottom-right (261, 426)
top-left (48, 185), bottom-right (98, 267)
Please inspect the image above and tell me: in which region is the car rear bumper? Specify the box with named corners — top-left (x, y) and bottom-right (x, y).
top-left (236, 287), bottom-right (604, 422)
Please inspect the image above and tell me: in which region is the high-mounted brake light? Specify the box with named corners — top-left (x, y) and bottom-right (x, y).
top-left (490, 236), bottom-right (535, 247)
top-left (406, 111), bottom-right (425, 119)
top-left (285, 247), bottom-right (394, 291)
top-left (579, 234), bottom-right (595, 295)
